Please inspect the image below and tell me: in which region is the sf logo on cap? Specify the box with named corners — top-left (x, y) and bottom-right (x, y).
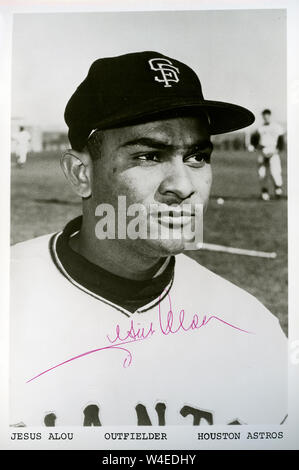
top-left (148, 58), bottom-right (180, 88)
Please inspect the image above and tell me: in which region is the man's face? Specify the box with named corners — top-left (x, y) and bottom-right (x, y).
top-left (89, 114), bottom-right (213, 257)
top-left (262, 112), bottom-right (271, 125)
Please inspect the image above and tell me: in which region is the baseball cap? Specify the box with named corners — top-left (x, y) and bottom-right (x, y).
top-left (65, 51), bottom-right (255, 151)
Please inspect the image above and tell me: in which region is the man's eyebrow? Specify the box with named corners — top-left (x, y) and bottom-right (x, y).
top-left (119, 137), bottom-right (171, 149)
top-left (119, 137), bottom-right (213, 151)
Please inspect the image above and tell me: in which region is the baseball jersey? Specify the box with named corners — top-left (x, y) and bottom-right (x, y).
top-left (10, 220), bottom-right (287, 427)
top-left (257, 122), bottom-right (284, 153)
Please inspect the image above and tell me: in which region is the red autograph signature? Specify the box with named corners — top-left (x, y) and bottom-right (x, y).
top-left (26, 293), bottom-right (252, 383)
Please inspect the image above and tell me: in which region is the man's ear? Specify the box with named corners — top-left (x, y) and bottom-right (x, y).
top-left (60, 149), bottom-right (92, 198)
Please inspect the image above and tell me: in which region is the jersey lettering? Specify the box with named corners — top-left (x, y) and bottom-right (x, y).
top-left (44, 413), bottom-right (56, 427)
top-left (180, 405), bottom-right (213, 425)
top-left (83, 404), bottom-right (101, 426)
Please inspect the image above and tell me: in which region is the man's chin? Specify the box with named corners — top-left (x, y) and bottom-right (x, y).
top-left (145, 238), bottom-right (192, 256)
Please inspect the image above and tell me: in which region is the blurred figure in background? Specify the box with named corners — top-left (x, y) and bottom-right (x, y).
top-left (248, 109), bottom-right (284, 201)
top-left (13, 126), bottom-right (31, 168)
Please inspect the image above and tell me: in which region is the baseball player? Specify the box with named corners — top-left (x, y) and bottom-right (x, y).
top-left (248, 109), bottom-right (284, 201)
top-left (13, 126), bottom-right (31, 167)
top-left (10, 52), bottom-right (287, 427)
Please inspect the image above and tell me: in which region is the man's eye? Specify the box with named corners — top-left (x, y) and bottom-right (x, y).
top-left (185, 153), bottom-right (211, 167)
top-left (137, 154), bottom-right (159, 162)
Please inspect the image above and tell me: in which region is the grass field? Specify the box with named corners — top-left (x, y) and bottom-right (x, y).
top-left (11, 149), bottom-right (288, 335)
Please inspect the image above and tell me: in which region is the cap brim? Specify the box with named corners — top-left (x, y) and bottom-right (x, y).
top-left (94, 98), bottom-right (255, 135)
top-left (196, 100), bottom-right (255, 134)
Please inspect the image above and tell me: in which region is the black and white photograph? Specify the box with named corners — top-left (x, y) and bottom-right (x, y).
top-left (1, 0), bottom-right (299, 455)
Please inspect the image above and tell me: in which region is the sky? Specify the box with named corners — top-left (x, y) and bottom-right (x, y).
top-left (11, 9), bottom-right (286, 131)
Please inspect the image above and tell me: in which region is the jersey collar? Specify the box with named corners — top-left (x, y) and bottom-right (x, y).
top-left (49, 216), bottom-right (175, 316)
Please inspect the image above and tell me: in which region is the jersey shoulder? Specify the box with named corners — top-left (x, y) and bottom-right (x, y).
top-left (10, 233), bottom-right (60, 291)
top-left (175, 252), bottom-right (257, 300)
top-left (11, 232), bottom-right (56, 261)
top-left (174, 253), bottom-right (285, 336)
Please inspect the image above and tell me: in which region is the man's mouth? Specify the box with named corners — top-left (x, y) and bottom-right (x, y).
top-left (159, 214), bottom-right (194, 228)
top-left (150, 205), bottom-right (195, 228)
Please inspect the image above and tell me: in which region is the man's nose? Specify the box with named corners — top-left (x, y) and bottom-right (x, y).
top-left (158, 160), bottom-right (195, 203)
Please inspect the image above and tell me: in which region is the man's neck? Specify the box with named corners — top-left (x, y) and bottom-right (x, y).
top-left (70, 221), bottom-right (165, 281)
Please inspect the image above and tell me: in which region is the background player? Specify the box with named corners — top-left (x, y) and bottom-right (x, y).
top-left (248, 109), bottom-right (284, 201)
top-left (13, 126), bottom-right (31, 168)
